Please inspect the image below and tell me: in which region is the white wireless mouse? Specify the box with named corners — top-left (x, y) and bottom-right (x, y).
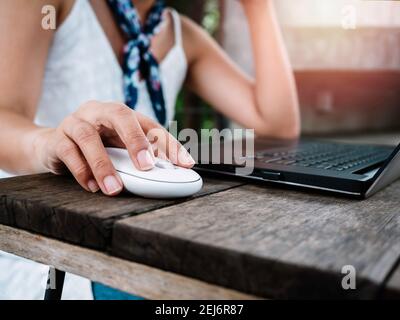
top-left (106, 147), bottom-right (203, 199)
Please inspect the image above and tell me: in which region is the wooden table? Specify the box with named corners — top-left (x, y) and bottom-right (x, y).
top-left (1, 134), bottom-right (400, 299)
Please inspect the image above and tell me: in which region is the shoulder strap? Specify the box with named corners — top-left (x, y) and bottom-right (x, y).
top-left (169, 9), bottom-right (183, 47)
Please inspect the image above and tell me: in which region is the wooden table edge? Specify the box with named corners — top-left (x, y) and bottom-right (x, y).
top-left (0, 224), bottom-right (259, 300)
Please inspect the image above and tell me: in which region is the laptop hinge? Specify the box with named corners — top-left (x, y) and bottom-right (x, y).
top-left (365, 145), bottom-right (400, 198)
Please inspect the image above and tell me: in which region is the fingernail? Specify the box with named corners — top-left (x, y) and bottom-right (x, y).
top-left (87, 180), bottom-right (100, 193)
top-left (103, 175), bottom-right (123, 195)
top-left (178, 147), bottom-right (195, 166)
top-left (137, 149), bottom-right (155, 170)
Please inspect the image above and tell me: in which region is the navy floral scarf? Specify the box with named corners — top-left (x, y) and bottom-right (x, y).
top-left (107, 0), bottom-right (167, 125)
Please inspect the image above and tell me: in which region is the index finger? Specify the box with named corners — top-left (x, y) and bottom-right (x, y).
top-left (78, 103), bottom-right (155, 171)
top-left (136, 112), bottom-right (196, 168)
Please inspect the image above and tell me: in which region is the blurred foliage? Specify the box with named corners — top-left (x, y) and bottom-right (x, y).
top-left (165, 0), bottom-right (223, 133)
top-left (166, 0), bottom-right (220, 35)
top-left (202, 0), bottom-right (220, 35)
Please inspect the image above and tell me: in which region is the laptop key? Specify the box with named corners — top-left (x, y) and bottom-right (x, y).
top-left (263, 158), bottom-right (282, 163)
top-left (282, 160), bottom-right (297, 165)
top-left (255, 142), bottom-right (392, 172)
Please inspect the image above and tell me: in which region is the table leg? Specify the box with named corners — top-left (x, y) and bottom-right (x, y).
top-left (44, 267), bottom-right (65, 300)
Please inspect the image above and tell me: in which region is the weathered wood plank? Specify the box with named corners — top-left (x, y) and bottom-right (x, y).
top-left (0, 224), bottom-right (257, 300)
top-left (112, 181), bottom-right (400, 299)
top-left (0, 173), bottom-right (243, 250)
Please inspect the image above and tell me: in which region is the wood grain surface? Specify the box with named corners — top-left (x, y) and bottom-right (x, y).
top-left (0, 173), bottom-right (243, 250)
top-left (1, 171), bottom-right (400, 299)
top-left (112, 181), bottom-right (400, 299)
top-left (0, 224), bottom-right (256, 300)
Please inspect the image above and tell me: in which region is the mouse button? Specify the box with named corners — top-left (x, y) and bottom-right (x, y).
top-left (155, 159), bottom-right (175, 170)
top-left (133, 167), bottom-right (201, 183)
top-left (114, 159), bottom-right (139, 175)
top-left (107, 148), bottom-right (139, 174)
top-left (164, 168), bottom-right (201, 183)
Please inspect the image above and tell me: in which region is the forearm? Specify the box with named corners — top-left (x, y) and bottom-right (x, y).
top-left (241, 0), bottom-right (300, 138)
top-left (0, 109), bottom-right (50, 174)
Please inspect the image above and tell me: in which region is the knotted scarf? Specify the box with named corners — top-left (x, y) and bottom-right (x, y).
top-left (107, 0), bottom-right (167, 125)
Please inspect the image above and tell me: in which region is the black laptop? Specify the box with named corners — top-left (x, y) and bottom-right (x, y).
top-left (195, 138), bottom-right (400, 199)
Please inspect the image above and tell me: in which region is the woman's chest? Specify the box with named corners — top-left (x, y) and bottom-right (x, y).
top-left (37, 0), bottom-right (188, 127)
top-left (88, 0), bottom-right (176, 66)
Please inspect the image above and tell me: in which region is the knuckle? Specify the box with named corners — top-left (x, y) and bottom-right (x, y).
top-left (56, 140), bottom-right (76, 159)
top-left (72, 163), bottom-right (89, 180)
top-left (60, 115), bottom-right (75, 129)
top-left (91, 157), bottom-right (112, 173)
top-left (80, 100), bottom-right (100, 111)
top-left (126, 132), bottom-right (150, 150)
top-left (125, 130), bottom-right (148, 143)
top-left (112, 104), bottom-right (132, 117)
top-left (147, 127), bottom-right (166, 142)
top-left (73, 123), bottom-right (97, 143)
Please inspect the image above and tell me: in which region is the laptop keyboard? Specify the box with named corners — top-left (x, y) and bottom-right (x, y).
top-left (255, 142), bottom-right (392, 172)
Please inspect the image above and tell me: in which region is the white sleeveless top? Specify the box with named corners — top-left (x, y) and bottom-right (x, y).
top-left (36, 0), bottom-right (187, 127)
top-left (0, 0), bottom-right (187, 299)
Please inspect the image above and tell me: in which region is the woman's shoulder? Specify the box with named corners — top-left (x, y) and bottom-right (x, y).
top-left (58, 0), bottom-right (76, 26)
top-left (179, 14), bottom-right (206, 40)
top-left (0, 0), bottom-right (74, 29)
top-left (0, 0), bottom-right (65, 21)
top-left (177, 13), bottom-right (213, 65)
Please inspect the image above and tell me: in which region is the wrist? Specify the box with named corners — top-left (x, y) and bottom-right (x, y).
top-left (240, 0), bottom-right (274, 19)
top-left (24, 127), bottom-right (54, 173)
top-left (240, 0), bottom-right (271, 7)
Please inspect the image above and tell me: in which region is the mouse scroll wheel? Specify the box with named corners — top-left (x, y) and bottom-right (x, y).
top-left (155, 159), bottom-right (175, 169)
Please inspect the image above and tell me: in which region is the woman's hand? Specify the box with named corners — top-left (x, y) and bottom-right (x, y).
top-left (33, 101), bottom-right (195, 196)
